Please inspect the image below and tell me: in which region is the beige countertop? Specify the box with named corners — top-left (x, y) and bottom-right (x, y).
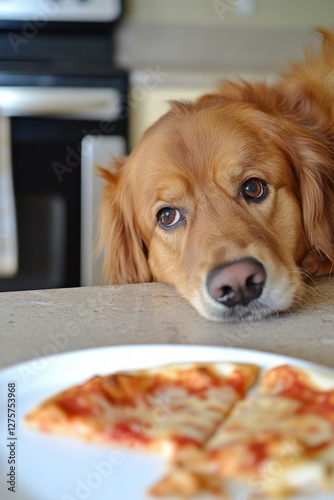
top-left (1, 279), bottom-right (334, 370)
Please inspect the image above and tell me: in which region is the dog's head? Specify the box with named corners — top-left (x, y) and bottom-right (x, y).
top-left (99, 33), bottom-right (334, 321)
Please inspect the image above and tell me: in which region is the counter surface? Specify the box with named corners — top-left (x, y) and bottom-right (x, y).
top-left (1, 279), bottom-right (334, 370)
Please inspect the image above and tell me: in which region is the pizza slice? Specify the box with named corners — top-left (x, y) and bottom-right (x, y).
top-left (151, 364), bottom-right (334, 498)
top-left (24, 361), bottom-right (258, 459)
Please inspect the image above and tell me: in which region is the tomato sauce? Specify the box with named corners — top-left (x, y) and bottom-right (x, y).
top-left (110, 420), bottom-right (149, 444)
top-left (248, 440), bottom-right (269, 466)
top-left (57, 394), bottom-right (92, 416)
top-left (226, 372), bottom-right (248, 396)
top-left (173, 435), bottom-right (201, 448)
top-left (274, 371), bottom-right (334, 419)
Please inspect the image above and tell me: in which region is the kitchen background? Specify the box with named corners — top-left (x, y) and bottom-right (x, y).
top-left (120, 0), bottom-right (334, 146)
top-left (0, 0), bottom-right (333, 292)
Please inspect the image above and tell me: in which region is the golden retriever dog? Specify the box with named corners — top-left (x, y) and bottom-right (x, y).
top-left (99, 28), bottom-right (334, 322)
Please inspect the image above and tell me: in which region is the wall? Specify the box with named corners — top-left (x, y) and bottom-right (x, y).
top-left (124, 0), bottom-right (334, 28)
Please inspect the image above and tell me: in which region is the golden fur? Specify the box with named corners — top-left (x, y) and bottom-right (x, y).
top-left (99, 28), bottom-right (334, 321)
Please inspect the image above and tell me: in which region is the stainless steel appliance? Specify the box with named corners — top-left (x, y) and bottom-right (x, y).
top-left (0, 0), bottom-right (128, 291)
top-left (0, 0), bottom-right (122, 23)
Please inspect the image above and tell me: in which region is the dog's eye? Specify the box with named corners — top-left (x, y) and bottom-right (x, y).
top-left (242, 178), bottom-right (267, 202)
top-left (157, 207), bottom-right (183, 228)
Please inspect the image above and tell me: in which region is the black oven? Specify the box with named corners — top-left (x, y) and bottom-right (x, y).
top-left (0, 1), bottom-right (128, 292)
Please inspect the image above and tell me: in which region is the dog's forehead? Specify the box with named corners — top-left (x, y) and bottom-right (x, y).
top-left (140, 103), bottom-right (270, 175)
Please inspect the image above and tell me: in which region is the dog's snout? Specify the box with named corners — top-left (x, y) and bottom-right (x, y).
top-left (206, 258), bottom-right (266, 308)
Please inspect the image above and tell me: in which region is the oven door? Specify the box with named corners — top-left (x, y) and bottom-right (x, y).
top-left (0, 86), bottom-right (126, 291)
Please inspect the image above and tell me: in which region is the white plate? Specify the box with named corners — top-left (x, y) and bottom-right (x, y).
top-left (0, 344), bottom-right (333, 500)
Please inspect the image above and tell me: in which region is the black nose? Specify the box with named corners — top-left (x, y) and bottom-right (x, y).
top-left (206, 258), bottom-right (266, 308)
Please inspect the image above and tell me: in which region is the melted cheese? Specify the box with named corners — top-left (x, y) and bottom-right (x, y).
top-left (208, 395), bottom-right (333, 450)
top-left (25, 362), bottom-right (257, 459)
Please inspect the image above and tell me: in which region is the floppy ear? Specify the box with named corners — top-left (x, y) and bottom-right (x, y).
top-left (99, 159), bottom-right (152, 284)
top-left (262, 97), bottom-right (334, 276)
top-left (285, 132), bottom-right (334, 275)
top-left (274, 28), bottom-right (334, 275)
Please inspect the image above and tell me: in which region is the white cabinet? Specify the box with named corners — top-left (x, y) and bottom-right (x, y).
top-left (129, 71), bottom-right (276, 149)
